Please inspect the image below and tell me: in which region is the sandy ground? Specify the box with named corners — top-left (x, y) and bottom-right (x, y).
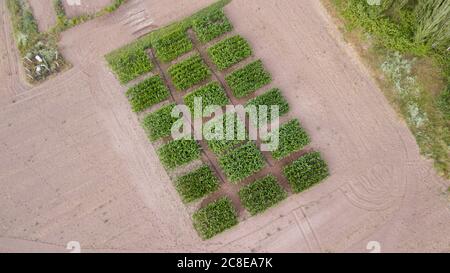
top-left (0, 0), bottom-right (449, 253)
top-left (28, 0), bottom-right (56, 32)
top-left (62, 0), bottom-right (112, 18)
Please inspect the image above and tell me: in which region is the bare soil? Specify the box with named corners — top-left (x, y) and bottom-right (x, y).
top-left (27, 0), bottom-right (57, 32)
top-left (62, 0), bottom-right (112, 18)
top-left (1, 0), bottom-right (449, 252)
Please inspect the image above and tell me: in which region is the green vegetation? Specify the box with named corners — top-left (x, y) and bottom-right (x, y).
top-left (183, 82), bottom-right (230, 117)
top-left (192, 9), bottom-right (233, 43)
top-left (264, 119), bottom-right (311, 160)
top-left (153, 29), bottom-right (193, 63)
top-left (218, 142), bottom-right (265, 183)
top-left (283, 152), bottom-right (329, 193)
top-left (176, 165), bottom-right (220, 203)
top-left (203, 113), bottom-right (246, 155)
top-left (125, 75), bottom-right (169, 112)
top-left (438, 84), bottom-right (450, 120)
top-left (157, 139), bottom-right (201, 169)
top-left (245, 88), bottom-right (290, 127)
top-left (142, 103), bottom-right (178, 142)
top-left (225, 60), bottom-right (272, 98)
top-left (193, 197), bottom-right (238, 239)
top-left (168, 54), bottom-right (211, 91)
top-left (105, 39), bottom-right (153, 84)
top-left (208, 35), bottom-right (252, 70)
top-left (328, 0), bottom-right (450, 178)
top-left (238, 175), bottom-right (287, 215)
top-left (6, 0), bottom-right (66, 82)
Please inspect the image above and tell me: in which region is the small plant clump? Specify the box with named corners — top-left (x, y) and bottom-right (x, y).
top-left (239, 175), bottom-right (287, 215)
top-left (283, 152), bottom-right (329, 193)
top-left (192, 197), bottom-right (238, 239)
top-left (125, 75), bottom-right (170, 112)
top-left (168, 54), bottom-right (211, 91)
top-left (245, 88), bottom-right (290, 127)
top-left (208, 35), bottom-right (252, 70)
top-left (142, 103), bottom-right (178, 142)
top-left (176, 165), bottom-right (220, 203)
top-left (192, 9), bottom-right (233, 43)
top-left (157, 139), bottom-right (201, 169)
top-left (218, 142), bottom-right (265, 183)
top-left (153, 28), bottom-right (193, 63)
top-left (263, 119), bottom-right (311, 160)
top-left (225, 60), bottom-right (271, 98)
top-left (183, 82), bottom-right (230, 116)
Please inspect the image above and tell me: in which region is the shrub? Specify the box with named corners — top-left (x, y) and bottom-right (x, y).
top-left (142, 103), bottom-right (178, 141)
top-left (176, 165), bottom-right (220, 203)
top-left (153, 28), bottom-right (193, 63)
top-left (283, 152), bottom-right (329, 193)
top-left (245, 88), bottom-right (289, 127)
top-left (218, 142), bottom-right (265, 183)
top-left (157, 139), bottom-right (201, 169)
top-left (125, 75), bottom-right (170, 112)
top-left (168, 54), bottom-right (211, 91)
top-left (183, 82), bottom-right (230, 116)
top-left (239, 175), bottom-right (287, 215)
top-left (192, 197), bottom-right (238, 239)
top-left (203, 113), bottom-right (246, 155)
top-left (106, 42), bottom-right (154, 84)
top-left (208, 35), bottom-right (252, 70)
top-left (263, 119), bottom-right (311, 160)
top-left (192, 9), bottom-right (233, 43)
top-left (225, 60), bottom-right (271, 98)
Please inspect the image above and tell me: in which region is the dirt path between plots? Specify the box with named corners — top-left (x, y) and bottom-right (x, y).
top-left (1, 0), bottom-right (449, 253)
top-left (28, 0), bottom-right (56, 32)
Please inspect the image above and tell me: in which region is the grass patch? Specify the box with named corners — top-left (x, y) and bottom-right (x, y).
top-left (203, 113), bottom-right (246, 155)
top-left (176, 165), bottom-right (220, 203)
top-left (283, 151), bottom-right (329, 193)
top-left (184, 82), bottom-right (230, 117)
top-left (208, 35), bottom-right (252, 70)
top-left (168, 54), bottom-right (211, 91)
top-left (193, 197), bottom-right (238, 239)
top-left (153, 28), bottom-right (193, 63)
top-left (125, 75), bottom-right (170, 112)
top-left (239, 175), bottom-right (287, 215)
top-left (264, 119), bottom-right (311, 160)
top-left (245, 88), bottom-right (289, 127)
top-left (192, 9), bottom-right (233, 43)
top-left (157, 139), bottom-right (201, 169)
top-left (142, 103), bottom-right (178, 142)
top-left (218, 142), bottom-right (265, 183)
top-left (225, 60), bottom-right (271, 98)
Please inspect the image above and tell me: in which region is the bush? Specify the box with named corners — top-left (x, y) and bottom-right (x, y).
top-left (125, 75), bottom-right (170, 112)
top-left (225, 60), bottom-right (271, 98)
top-left (157, 139), bottom-right (201, 169)
top-left (142, 103), bottom-right (178, 141)
top-left (239, 175), bottom-right (287, 215)
top-left (245, 88), bottom-right (289, 127)
top-left (218, 142), bottom-right (265, 183)
top-left (192, 9), bottom-right (233, 43)
top-left (183, 82), bottom-right (230, 116)
top-left (192, 197), bottom-right (238, 239)
top-left (168, 54), bottom-right (211, 91)
top-left (176, 165), bottom-right (220, 203)
top-left (153, 28), bottom-right (193, 63)
top-left (106, 42), bottom-right (154, 84)
top-left (283, 152), bottom-right (329, 193)
top-left (204, 113), bottom-right (246, 155)
top-left (208, 35), bottom-right (252, 70)
top-left (263, 119), bottom-right (311, 160)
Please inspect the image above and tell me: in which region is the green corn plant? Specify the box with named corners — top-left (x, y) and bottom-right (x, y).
top-left (414, 0), bottom-right (450, 50)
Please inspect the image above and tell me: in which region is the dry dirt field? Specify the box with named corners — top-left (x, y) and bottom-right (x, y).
top-left (0, 0), bottom-right (449, 253)
top-left (62, 0), bottom-right (112, 18)
top-left (28, 0), bottom-right (56, 32)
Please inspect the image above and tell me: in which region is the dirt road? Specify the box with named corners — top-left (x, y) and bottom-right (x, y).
top-left (0, 0), bottom-right (449, 252)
